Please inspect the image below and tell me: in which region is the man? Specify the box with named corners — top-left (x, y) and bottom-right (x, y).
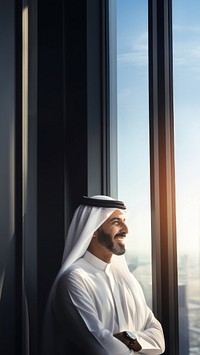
top-left (43, 195), bottom-right (165, 355)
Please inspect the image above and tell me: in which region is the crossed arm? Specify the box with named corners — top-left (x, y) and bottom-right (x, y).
top-left (53, 271), bottom-right (165, 355)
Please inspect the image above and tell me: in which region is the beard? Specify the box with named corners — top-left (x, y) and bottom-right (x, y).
top-left (96, 228), bottom-right (126, 255)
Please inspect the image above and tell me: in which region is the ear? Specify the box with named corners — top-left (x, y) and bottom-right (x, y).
top-left (93, 230), bottom-right (98, 238)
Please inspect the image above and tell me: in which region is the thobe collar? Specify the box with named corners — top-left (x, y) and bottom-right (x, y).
top-left (84, 251), bottom-right (127, 329)
top-left (84, 250), bottom-right (111, 272)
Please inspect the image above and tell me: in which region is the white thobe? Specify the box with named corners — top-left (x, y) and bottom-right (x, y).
top-left (55, 251), bottom-right (165, 355)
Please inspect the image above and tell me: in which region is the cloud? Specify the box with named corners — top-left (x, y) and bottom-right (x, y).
top-left (174, 42), bottom-right (200, 80)
top-left (117, 52), bottom-right (147, 66)
top-left (117, 32), bottom-right (148, 66)
top-left (173, 24), bottom-right (200, 34)
top-left (173, 24), bottom-right (200, 75)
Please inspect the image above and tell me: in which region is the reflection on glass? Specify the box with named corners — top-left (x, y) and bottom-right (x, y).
top-left (173, 1), bottom-right (200, 354)
top-left (116, 0), bottom-right (152, 307)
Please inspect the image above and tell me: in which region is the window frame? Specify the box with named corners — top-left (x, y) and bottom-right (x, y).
top-left (148, 1), bottom-right (179, 354)
top-left (109, 1), bottom-right (179, 354)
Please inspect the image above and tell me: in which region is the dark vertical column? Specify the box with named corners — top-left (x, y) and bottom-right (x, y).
top-left (63, 0), bottom-right (88, 218)
top-left (37, 0), bottom-right (113, 351)
top-left (149, 1), bottom-right (179, 354)
top-left (87, 0), bottom-right (103, 196)
top-left (63, 0), bottom-right (114, 209)
top-left (0, 0), bottom-right (17, 352)
top-left (107, 0), bottom-right (118, 198)
top-left (87, 0), bottom-right (117, 198)
top-left (15, 0), bottom-right (23, 352)
top-left (37, 0), bottom-right (65, 348)
top-left (16, 0), bottom-right (24, 354)
top-left (23, 0), bottom-right (38, 354)
top-left (100, 0), bottom-right (110, 195)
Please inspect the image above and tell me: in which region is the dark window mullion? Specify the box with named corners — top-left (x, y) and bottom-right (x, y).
top-left (149, 1), bottom-right (179, 354)
top-left (15, 0), bottom-right (23, 354)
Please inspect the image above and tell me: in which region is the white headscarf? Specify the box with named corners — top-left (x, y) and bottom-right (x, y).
top-left (61, 195), bottom-right (125, 271)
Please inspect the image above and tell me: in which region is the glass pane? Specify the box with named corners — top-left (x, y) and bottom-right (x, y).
top-left (173, 1), bottom-right (200, 354)
top-left (116, 0), bottom-right (151, 307)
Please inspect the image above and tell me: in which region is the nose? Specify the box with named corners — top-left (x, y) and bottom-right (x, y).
top-left (122, 221), bottom-right (129, 234)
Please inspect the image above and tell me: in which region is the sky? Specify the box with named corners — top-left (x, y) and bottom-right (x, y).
top-left (116, 0), bottom-right (150, 259)
top-left (116, 0), bottom-right (200, 259)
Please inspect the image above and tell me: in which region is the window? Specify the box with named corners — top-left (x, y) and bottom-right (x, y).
top-left (173, 1), bottom-right (200, 354)
top-left (116, 0), bottom-right (152, 307)
top-left (115, 0), bottom-right (179, 353)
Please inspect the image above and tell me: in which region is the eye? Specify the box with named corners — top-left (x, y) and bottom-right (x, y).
top-left (113, 220), bottom-right (120, 226)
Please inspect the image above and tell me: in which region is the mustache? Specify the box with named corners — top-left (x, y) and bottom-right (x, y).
top-left (114, 232), bottom-right (126, 238)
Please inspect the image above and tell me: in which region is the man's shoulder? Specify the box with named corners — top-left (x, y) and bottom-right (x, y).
top-left (68, 257), bottom-right (87, 272)
top-left (55, 257), bottom-right (89, 293)
top-left (64, 256), bottom-right (93, 280)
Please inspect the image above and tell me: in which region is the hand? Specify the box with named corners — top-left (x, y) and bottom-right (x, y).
top-left (114, 332), bottom-right (142, 352)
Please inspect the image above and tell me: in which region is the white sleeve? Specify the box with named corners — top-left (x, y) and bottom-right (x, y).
top-left (122, 272), bottom-right (165, 355)
top-left (134, 308), bottom-right (165, 355)
top-left (56, 271), bottom-right (134, 355)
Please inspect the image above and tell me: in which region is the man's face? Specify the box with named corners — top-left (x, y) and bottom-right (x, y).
top-left (95, 210), bottom-right (129, 256)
